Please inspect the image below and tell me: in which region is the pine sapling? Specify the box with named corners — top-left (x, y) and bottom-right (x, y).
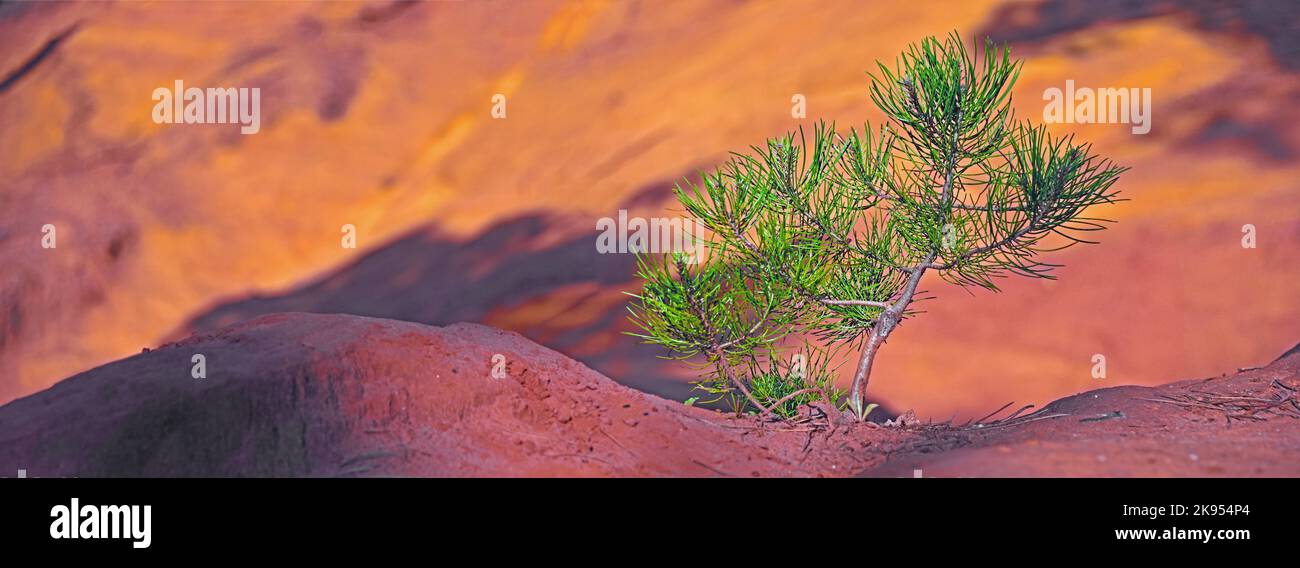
top-left (627, 32), bottom-right (1126, 421)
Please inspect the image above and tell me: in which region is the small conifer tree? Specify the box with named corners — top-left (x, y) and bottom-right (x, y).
top-left (628, 32), bottom-right (1126, 421)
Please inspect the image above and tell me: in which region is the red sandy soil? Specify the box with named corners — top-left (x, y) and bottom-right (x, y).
top-left (1, 313), bottom-right (1296, 477)
top-left (869, 350), bottom-right (1300, 477)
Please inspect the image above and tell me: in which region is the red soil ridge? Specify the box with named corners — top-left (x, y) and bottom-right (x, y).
top-left (1, 313), bottom-right (1296, 477)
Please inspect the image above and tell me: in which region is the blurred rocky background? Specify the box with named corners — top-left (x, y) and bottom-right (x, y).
top-left (1, 0), bottom-right (1297, 419)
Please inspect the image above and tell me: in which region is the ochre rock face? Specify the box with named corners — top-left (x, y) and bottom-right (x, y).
top-left (2, 1), bottom-right (1298, 419)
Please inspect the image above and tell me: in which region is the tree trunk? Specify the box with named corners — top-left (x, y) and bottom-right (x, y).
top-left (847, 329), bottom-right (886, 417)
top-left (846, 254), bottom-right (933, 419)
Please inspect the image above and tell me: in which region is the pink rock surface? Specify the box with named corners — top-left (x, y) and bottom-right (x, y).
top-left (0, 313), bottom-right (862, 477)
top-left (3, 312), bottom-right (1296, 477)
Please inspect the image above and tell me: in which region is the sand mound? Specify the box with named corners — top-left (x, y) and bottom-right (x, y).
top-left (0, 313), bottom-right (864, 477)
top-left (3, 312), bottom-right (1296, 477)
top-left (867, 350), bottom-right (1300, 477)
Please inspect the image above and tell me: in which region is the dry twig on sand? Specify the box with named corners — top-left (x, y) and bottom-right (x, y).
top-left (1138, 380), bottom-right (1300, 423)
